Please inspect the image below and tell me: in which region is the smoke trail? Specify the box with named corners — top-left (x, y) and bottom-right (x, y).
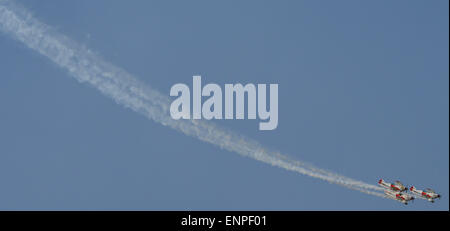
top-left (0, 1), bottom-right (384, 198)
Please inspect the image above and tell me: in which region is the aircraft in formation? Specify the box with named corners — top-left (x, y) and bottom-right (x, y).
top-left (378, 179), bottom-right (441, 205)
top-left (409, 186), bottom-right (441, 203)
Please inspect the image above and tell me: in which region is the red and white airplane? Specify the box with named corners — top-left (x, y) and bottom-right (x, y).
top-left (384, 190), bottom-right (414, 205)
top-left (378, 179), bottom-right (407, 192)
top-left (409, 186), bottom-right (441, 203)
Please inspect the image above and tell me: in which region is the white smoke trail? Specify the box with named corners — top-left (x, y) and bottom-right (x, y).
top-left (0, 1), bottom-right (385, 198)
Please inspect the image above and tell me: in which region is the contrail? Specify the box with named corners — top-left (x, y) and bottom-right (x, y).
top-left (0, 1), bottom-right (385, 198)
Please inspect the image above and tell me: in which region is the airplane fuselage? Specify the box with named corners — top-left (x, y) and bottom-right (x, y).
top-left (378, 179), bottom-right (406, 192)
top-left (410, 187), bottom-right (440, 202)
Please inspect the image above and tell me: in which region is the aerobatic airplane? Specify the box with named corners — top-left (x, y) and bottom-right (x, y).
top-left (409, 186), bottom-right (441, 203)
top-left (384, 190), bottom-right (414, 205)
top-left (378, 179), bottom-right (407, 192)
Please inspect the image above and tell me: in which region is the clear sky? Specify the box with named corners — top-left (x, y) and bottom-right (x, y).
top-left (0, 0), bottom-right (448, 210)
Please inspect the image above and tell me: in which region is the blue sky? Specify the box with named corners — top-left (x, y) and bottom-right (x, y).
top-left (0, 0), bottom-right (448, 210)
